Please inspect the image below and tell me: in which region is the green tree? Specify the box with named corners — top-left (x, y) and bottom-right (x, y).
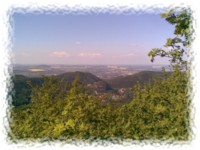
top-left (10, 77), bottom-right (69, 139)
top-left (10, 71), bottom-right (190, 141)
top-left (10, 76), bottom-right (107, 140)
top-left (117, 69), bottom-right (190, 140)
top-left (148, 8), bottom-right (193, 67)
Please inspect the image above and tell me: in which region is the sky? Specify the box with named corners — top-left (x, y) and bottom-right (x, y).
top-left (13, 12), bottom-right (175, 65)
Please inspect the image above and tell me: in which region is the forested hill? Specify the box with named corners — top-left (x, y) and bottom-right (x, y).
top-left (56, 71), bottom-right (113, 93)
top-left (106, 71), bottom-right (171, 89)
top-left (12, 71), bottom-right (112, 106)
top-left (12, 71), bottom-right (169, 107)
top-left (57, 71), bottom-right (104, 84)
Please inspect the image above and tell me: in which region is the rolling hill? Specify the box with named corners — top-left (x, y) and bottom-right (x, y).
top-left (56, 71), bottom-right (113, 93)
top-left (12, 71), bottom-right (170, 107)
top-left (12, 72), bottom-right (112, 106)
top-left (57, 71), bottom-right (102, 84)
top-left (106, 71), bottom-right (170, 89)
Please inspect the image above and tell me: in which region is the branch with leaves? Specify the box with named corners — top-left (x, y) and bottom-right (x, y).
top-left (148, 8), bottom-right (193, 68)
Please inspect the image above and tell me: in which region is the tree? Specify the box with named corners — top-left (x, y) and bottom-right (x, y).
top-left (148, 8), bottom-right (193, 68)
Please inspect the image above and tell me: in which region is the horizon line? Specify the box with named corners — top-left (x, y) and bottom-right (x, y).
top-left (13, 63), bottom-right (170, 66)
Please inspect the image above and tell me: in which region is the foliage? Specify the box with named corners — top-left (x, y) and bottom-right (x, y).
top-left (10, 69), bottom-right (190, 141)
top-left (12, 75), bottom-right (43, 107)
top-left (118, 68), bottom-right (190, 140)
top-left (148, 8), bottom-right (193, 67)
top-left (12, 72), bottom-right (112, 107)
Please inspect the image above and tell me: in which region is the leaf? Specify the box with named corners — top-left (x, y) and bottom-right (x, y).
top-left (161, 9), bottom-right (174, 18)
top-left (166, 38), bottom-right (173, 46)
top-left (65, 119), bottom-right (75, 129)
top-left (61, 110), bottom-right (67, 116)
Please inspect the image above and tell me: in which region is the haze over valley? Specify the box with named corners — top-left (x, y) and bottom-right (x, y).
top-left (13, 64), bottom-right (169, 79)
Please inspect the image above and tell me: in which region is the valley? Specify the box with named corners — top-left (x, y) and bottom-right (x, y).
top-left (12, 64), bottom-right (171, 107)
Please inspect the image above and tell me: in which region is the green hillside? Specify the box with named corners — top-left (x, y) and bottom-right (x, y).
top-left (106, 71), bottom-right (171, 89)
top-left (12, 71), bottom-right (171, 107)
top-left (57, 71), bottom-right (100, 84)
top-left (57, 71), bottom-right (113, 93)
top-left (12, 71), bottom-right (112, 106)
top-left (11, 69), bottom-right (190, 141)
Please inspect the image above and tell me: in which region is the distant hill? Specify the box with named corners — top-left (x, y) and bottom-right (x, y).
top-left (13, 71), bottom-right (171, 107)
top-left (106, 71), bottom-right (170, 89)
top-left (57, 71), bottom-right (101, 84)
top-left (57, 71), bottom-right (113, 93)
top-left (12, 72), bottom-right (112, 106)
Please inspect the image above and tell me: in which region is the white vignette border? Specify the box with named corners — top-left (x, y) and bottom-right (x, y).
top-left (0, 1), bottom-right (199, 149)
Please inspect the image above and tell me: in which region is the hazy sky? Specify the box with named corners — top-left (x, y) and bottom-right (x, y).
top-left (13, 12), bottom-right (175, 65)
